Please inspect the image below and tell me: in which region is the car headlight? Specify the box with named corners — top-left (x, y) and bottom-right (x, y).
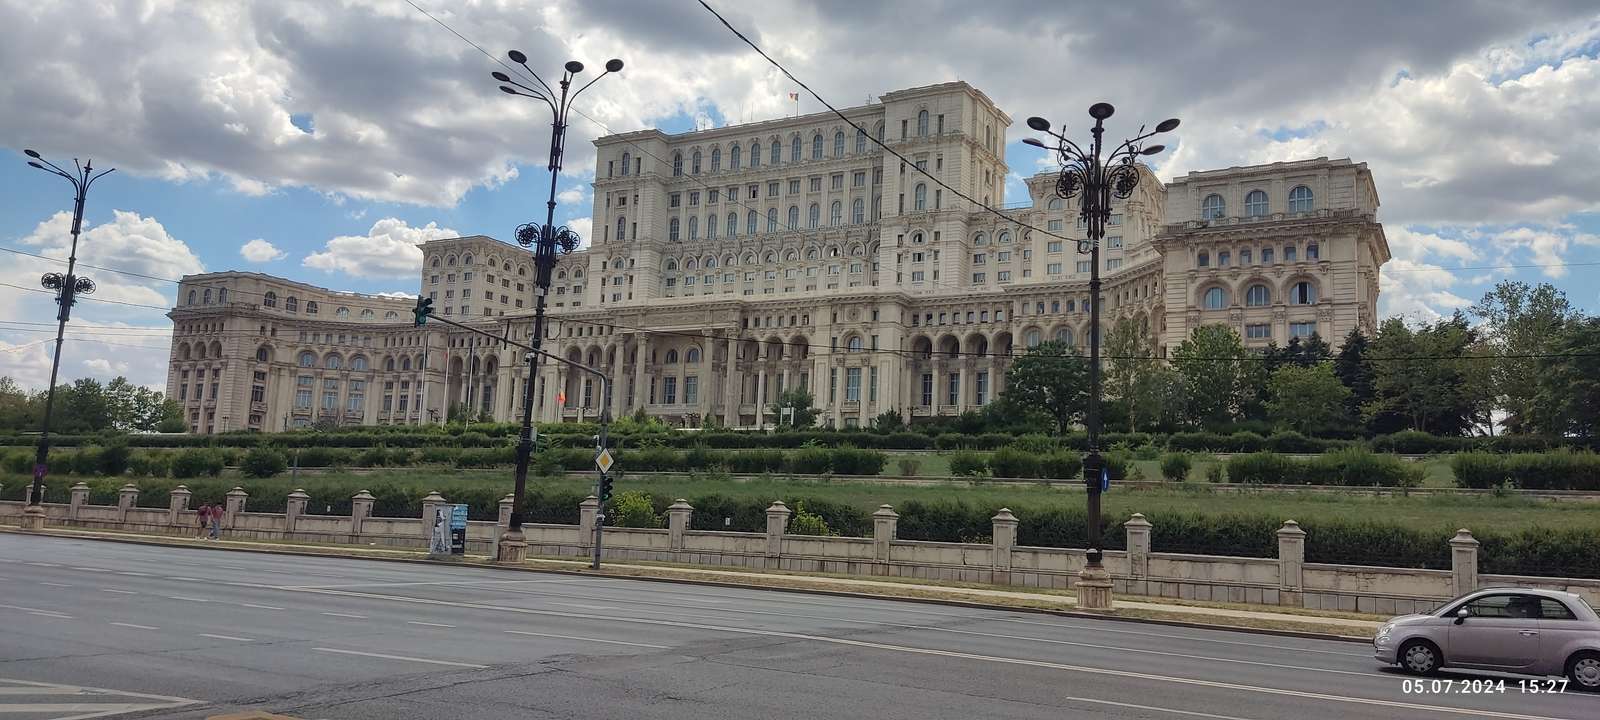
top-left (1376, 623), bottom-right (1395, 639)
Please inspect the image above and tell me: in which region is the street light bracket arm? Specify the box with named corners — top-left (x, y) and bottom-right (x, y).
top-left (570, 69), bottom-right (614, 101)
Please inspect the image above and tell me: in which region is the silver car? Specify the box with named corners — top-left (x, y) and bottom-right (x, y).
top-left (1375, 587), bottom-right (1600, 690)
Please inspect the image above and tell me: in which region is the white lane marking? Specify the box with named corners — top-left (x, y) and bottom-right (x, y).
top-left (28, 611), bottom-right (71, 619)
top-left (198, 633), bottom-right (254, 642)
top-left (504, 629), bottom-right (668, 649)
top-left (0, 687), bottom-right (87, 695)
top-left (550, 602), bottom-right (616, 610)
top-left (24, 562), bottom-right (58, 567)
top-left (100, 588), bottom-right (138, 595)
top-left (117, 571), bottom-right (151, 576)
top-left (0, 702), bottom-right (181, 714)
top-left (110, 622), bottom-right (160, 630)
top-left (165, 595), bottom-right (210, 602)
top-left (0, 603), bottom-right (55, 614)
top-left (283, 579), bottom-right (571, 589)
top-left (166, 576), bottom-right (207, 582)
top-left (311, 648), bottom-right (487, 669)
top-left (70, 567), bottom-right (100, 572)
top-left (283, 585), bottom-right (1570, 720)
top-left (240, 603), bottom-right (285, 610)
top-left (320, 612), bottom-right (367, 619)
top-left (407, 621), bottom-right (456, 628)
top-left (39, 582), bottom-right (72, 587)
top-left (993, 615), bottom-right (1370, 658)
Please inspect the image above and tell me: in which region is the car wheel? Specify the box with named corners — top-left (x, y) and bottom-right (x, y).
top-left (1399, 639), bottom-right (1442, 676)
top-left (1568, 651), bottom-right (1600, 692)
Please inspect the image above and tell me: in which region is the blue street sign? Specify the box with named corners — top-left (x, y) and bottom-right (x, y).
top-left (1100, 466), bottom-right (1110, 492)
top-left (449, 504), bottom-right (468, 530)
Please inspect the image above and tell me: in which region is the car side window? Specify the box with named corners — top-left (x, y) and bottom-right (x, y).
top-left (1463, 594), bottom-right (1539, 619)
top-left (1539, 598), bottom-right (1578, 620)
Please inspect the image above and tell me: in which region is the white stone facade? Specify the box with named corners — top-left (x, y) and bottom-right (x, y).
top-left (166, 82), bottom-right (1387, 432)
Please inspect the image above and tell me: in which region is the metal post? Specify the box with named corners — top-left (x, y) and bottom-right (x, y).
top-left (1084, 115), bottom-right (1105, 567)
top-left (591, 401), bottom-right (609, 571)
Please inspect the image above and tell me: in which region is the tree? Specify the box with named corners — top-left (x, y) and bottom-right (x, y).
top-left (154, 400), bottom-right (187, 433)
top-left (1364, 314), bottom-right (1480, 435)
top-left (1128, 365), bottom-right (1188, 431)
top-left (1529, 317), bottom-right (1600, 437)
top-left (1000, 341), bottom-right (1088, 434)
top-left (1333, 328), bottom-right (1375, 421)
top-left (0, 376), bottom-right (35, 431)
top-left (56, 378), bottom-right (111, 433)
top-left (1103, 316), bottom-right (1156, 432)
top-left (1266, 362), bottom-right (1351, 433)
top-left (1171, 325), bottom-right (1250, 427)
top-left (871, 409), bottom-right (905, 433)
top-left (1470, 280), bottom-right (1580, 433)
top-left (769, 388), bottom-right (817, 428)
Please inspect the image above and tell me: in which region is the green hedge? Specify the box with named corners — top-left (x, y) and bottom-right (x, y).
top-left (1451, 451), bottom-right (1600, 491)
top-left (1225, 450), bottom-right (1416, 487)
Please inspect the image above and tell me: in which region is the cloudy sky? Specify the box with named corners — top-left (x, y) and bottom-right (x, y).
top-left (3, 0), bottom-right (1598, 391)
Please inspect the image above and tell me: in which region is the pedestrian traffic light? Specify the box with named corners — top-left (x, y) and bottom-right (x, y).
top-left (598, 474), bottom-right (614, 504)
top-left (412, 296), bottom-right (434, 326)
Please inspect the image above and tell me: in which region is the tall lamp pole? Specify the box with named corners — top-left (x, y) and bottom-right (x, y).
top-left (17, 149), bottom-right (113, 531)
top-left (490, 53), bottom-right (623, 562)
top-left (1024, 105), bottom-right (1177, 609)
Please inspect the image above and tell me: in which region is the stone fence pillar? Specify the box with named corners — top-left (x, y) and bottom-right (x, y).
top-left (1277, 520), bottom-right (1306, 606)
top-left (1450, 528), bottom-right (1479, 596)
top-left (420, 491), bottom-right (447, 540)
top-left (1124, 513), bottom-right (1152, 591)
top-left (498, 494), bottom-right (515, 529)
top-left (764, 501), bottom-right (791, 562)
top-left (285, 489), bottom-right (309, 533)
top-left (579, 496), bottom-right (600, 548)
top-left (350, 490), bottom-right (374, 536)
top-left (992, 508), bottom-right (1018, 584)
top-left (872, 505), bottom-right (899, 565)
top-left (667, 499), bottom-right (694, 550)
top-left (223, 486), bottom-right (248, 529)
top-left (116, 483), bottom-right (139, 522)
top-left (168, 485), bottom-right (191, 526)
top-left (69, 482), bottom-right (90, 520)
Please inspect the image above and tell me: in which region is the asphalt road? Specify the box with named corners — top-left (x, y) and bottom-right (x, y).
top-left (1, 533), bottom-right (1595, 720)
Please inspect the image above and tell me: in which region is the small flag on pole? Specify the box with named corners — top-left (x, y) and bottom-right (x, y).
top-left (788, 92), bottom-right (798, 101)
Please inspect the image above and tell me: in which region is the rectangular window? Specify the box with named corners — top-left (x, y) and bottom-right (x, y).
top-left (975, 371), bottom-right (988, 405)
top-left (1047, 220), bottom-right (1064, 232)
top-left (1246, 324), bottom-right (1272, 339)
top-left (869, 367), bottom-right (878, 402)
top-left (1262, 247), bottom-right (1274, 263)
top-left (845, 367), bottom-right (861, 401)
top-left (321, 391), bottom-right (338, 411)
top-left (708, 189), bottom-right (718, 204)
top-left (689, 191), bottom-right (700, 205)
top-left (1109, 213), bottom-right (1123, 226)
top-left (921, 373), bottom-right (934, 406)
top-left (831, 174), bottom-right (844, 190)
top-left (1285, 246), bottom-right (1298, 262)
top-left (972, 272), bottom-right (986, 283)
top-left (1077, 261), bottom-right (1092, 273)
top-left (946, 373), bottom-right (959, 406)
top-left (853, 171), bottom-right (866, 187)
top-left (789, 179), bottom-right (801, 194)
top-left (973, 253), bottom-right (986, 264)
top-left (997, 251), bottom-right (1010, 262)
top-left (1107, 236), bottom-right (1123, 249)
top-left (1290, 322), bottom-right (1317, 339)
top-left (997, 271), bottom-right (1011, 282)
top-left (662, 376), bottom-right (678, 404)
top-left (768, 181), bottom-right (780, 196)
top-left (829, 368), bottom-right (838, 402)
top-left (1106, 258), bottom-right (1122, 270)
top-left (1047, 241), bottom-right (1063, 253)
top-left (809, 177), bottom-right (822, 192)
top-left (250, 385), bottom-right (264, 403)
top-left (295, 389), bottom-right (311, 408)
top-left (911, 270), bottom-right (925, 282)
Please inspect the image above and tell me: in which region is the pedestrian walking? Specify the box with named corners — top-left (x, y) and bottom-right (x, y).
top-left (208, 502), bottom-right (222, 540)
top-left (196, 503), bottom-right (211, 539)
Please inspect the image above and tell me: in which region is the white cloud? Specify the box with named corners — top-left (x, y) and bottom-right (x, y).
top-left (302, 218), bottom-right (458, 278)
top-left (1379, 257), bottom-right (1475, 322)
top-left (567, 217), bottom-right (594, 250)
top-left (556, 186), bottom-right (586, 204)
top-left (239, 238), bottom-right (288, 262)
top-left (373, 290), bottom-right (416, 299)
top-left (1386, 227), bottom-right (1480, 264)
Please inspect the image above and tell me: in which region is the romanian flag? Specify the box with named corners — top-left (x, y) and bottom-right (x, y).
top-left (788, 92), bottom-right (799, 101)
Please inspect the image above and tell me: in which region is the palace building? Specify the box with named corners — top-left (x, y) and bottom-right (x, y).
top-left (166, 81), bottom-right (1388, 434)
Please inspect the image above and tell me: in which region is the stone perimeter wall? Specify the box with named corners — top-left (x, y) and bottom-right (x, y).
top-left (4, 484), bottom-right (1596, 615)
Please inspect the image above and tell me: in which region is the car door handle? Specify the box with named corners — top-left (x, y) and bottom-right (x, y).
top-left (1519, 631), bottom-right (1539, 636)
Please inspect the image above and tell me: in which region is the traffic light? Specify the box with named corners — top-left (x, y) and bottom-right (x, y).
top-left (412, 296), bottom-right (434, 326)
top-left (598, 474), bottom-right (614, 504)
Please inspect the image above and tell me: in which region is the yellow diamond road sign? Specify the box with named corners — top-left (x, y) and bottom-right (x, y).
top-left (595, 448), bottom-right (614, 474)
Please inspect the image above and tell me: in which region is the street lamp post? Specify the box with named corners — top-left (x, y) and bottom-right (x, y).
top-left (1024, 105), bottom-right (1177, 609)
top-left (17, 149), bottom-right (114, 531)
top-left (490, 53), bottom-right (623, 562)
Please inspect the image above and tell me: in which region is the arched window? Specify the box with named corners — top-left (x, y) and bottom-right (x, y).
top-left (621, 152), bottom-right (631, 175)
top-left (785, 250), bottom-right (798, 262)
top-left (912, 232), bottom-right (924, 244)
top-left (747, 211), bottom-right (759, 235)
top-left (286, 296), bottom-right (299, 312)
top-left (187, 289), bottom-right (197, 305)
top-left (202, 288), bottom-right (212, 304)
top-left (687, 216), bottom-right (699, 240)
top-left (256, 346), bottom-right (270, 362)
top-left (335, 307), bottom-right (350, 319)
top-left (1289, 185), bottom-right (1314, 213)
top-left (750, 142), bottom-right (760, 167)
top-left (1046, 197), bottom-right (1064, 210)
top-left (914, 183), bottom-right (927, 211)
top-left (669, 218), bottom-right (681, 241)
top-left (325, 354), bottom-right (342, 370)
top-left (665, 349), bottom-right (679, 364)
top-left (1290, 281), bottom-right (1317, 305)
top-left (917, 110), bottom-right (929, 136)
top-left (351, 356), bottom-right (369, 371)
top-left (298, 351), bottom-right (315, 367)
top-left (829, 201), bottom-right (842, 226)
top-left (791, 136), bottom-right (802, 162)
top-left (811, 133), bottom-right (823, 160)
top-left (385, 357), bottom-right (396, 371)
top-left (851, 198), bottom-right (864, 224)
top-left (359, 309), bottom-right (374, 320)
top-left (706, 256), bottom-right (718, 269)
top-left (430, 257), bottom-right (440, 268)
top-left (1056, 328), bottom-right (1075, 346)
top-left (1202, 194), bottom-right (1226, 220)
top-left (847, 336), bottom-right (863, 352)
top-left (808, 203), bottom-right (820, 229)
top-left (1245, 189), bottom-right (1268, 217)
top-left (710, 147), bottom-right (721, 172)
top-left (998, 231), bottom-right (1011, 244)
top-left (875, 122), bottom-right (884, 141)
top-left (672, 152), bottom-right (683, 176)
top-left (833, 131), bottom-right (845, 157)
top-left (462, 254), bottom-right (472, 265)
top-left (401, 356), bottom-right (412, 371)
top-left (616, 216), bottom-right (626, 241)
top-left (691, 151), bottom-right (702, 174)
top-left (856, 128), bottom-right (867, 154)
top-left (666, 259), bottom-right (678, 272)
top-left (767, 208), bottom-right (779, 232)
top-left (729, 144), bottom-right (741, 169)
top-left (1203, 287), bottom-right (1228, 309)
top-left (974, 233), bottom-right (987, 246)
top-left (446, 255), bottom-right (456, 266)
top-left (686, 347), bottom-right (701, 364)
top-left (771, 140), bottom-right (781, 165)
top-left (727, 212), bottom-right (738, 237)
top-left (706, 213), bottom-right (718, 239)
top-left (305, 301), bottom-right (318, 314)
top-left (1246, 284), bottom-right (1271, 306)
top-left (685, 258), bottom-right (698, 271)
top-left (1025, 329), bottom-right (1041, 348)
top-left (806, 248), bottom-right (819, 260)
top-left (787, 206), bottom-right (800, 229)
top-left (263, 291), bottom-right (277, 308)
top-left (386, 311), bottom-right (398, 320)
top-left (218, 288), bottom-right (228, 303)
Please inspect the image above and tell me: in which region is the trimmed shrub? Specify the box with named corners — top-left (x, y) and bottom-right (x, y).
top-left (240, 448), bottom-right (287, 478)
top-left (988, 447), bottom-right (1041, 479)
top-left (129, 451), bottom-right (170, 477)
top-left (897, 500), bottom-right (993, 544)
top-left (169, 449), bottom-right (224, 479)
top-left (1041, 452), bottom-right (1081, 480)
top-left (1205, 463), bottom-right (1226, 483)
top-left (1160, 452), bottom-right (1192, 482)
top-left (785, 447), bottom-right (833, 475)
top-left (897, 457), bottom-right (921, 476)
top-left (831, 448), bottom-right (886, 476)
top-left (97, 444), bottom-right (132, 477)
top-left (1265, 430), bottom-right (1318, 454)
top-left (1225, 452), bottom-right (1295, 484)
top-left (724, 449), bottom-right (786, 474)
top-left (1372, 430), bottom-right (1472, 455)
top-left (1301, 448), bottom-right (1410, 487)
top-left (1503, 450), bottom-right (1600, 491)
top-left (948, 451), bottom-right (988, 477)
top-left (610, 490), bottom-right (661, 528)
top-left (788, 502), bottom-right (833, 536)
top-left (70, 448), bottom-right (100, 476)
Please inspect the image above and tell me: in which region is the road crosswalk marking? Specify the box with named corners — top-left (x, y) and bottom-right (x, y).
top-left (0, 677), bottom-right (195, 719)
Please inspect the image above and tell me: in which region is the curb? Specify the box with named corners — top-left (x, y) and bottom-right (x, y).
top-left (2, 526), bottom-right (1372, 644)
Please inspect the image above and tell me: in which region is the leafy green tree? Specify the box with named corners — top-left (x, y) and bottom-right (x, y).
top-left (1171, 325), bottom-right (1250, 426)
top-left (1266, 362), bottom-right (1351, 434)
top-left (1470, 280), bottom-right (1580, 433)
top-left (0, 376), bottom-right (35, 431)
top-left (1333, 328), bottom-right (1375, 421)
top-left (1128, 365), bottom-right (1188, 431)
top-left (1364, 314), bottom-right (1479, 435)
top-left (871, 409), bottom-right (905, 433)
top-left (1104, 316), bottom-right (1156, 432)
top-left (57, 378), bottom-right (111, 433)
top-left (769, 388), bottom-right (817, 428)
top-left (1000, 341), bottom-right (1088, 434)
top-left (154, 400), bottom-right (187, 433)
top-left (1529, 317), bottom-right (1600, 437)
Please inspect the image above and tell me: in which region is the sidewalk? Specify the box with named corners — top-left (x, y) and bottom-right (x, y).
top-left (1, 525), bottom-right (1383, 640)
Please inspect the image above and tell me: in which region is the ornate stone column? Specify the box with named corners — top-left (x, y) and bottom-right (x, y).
top-left (722, 335), bottom-right (740, 427)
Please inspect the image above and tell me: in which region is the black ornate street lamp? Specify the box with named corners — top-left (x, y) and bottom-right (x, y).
top-left (18, 149), bottom-right (114, 531)
top-left (490, 53), bottom-right (622, 561)
top-left (1024, 104), bottom-right (1177, 608)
